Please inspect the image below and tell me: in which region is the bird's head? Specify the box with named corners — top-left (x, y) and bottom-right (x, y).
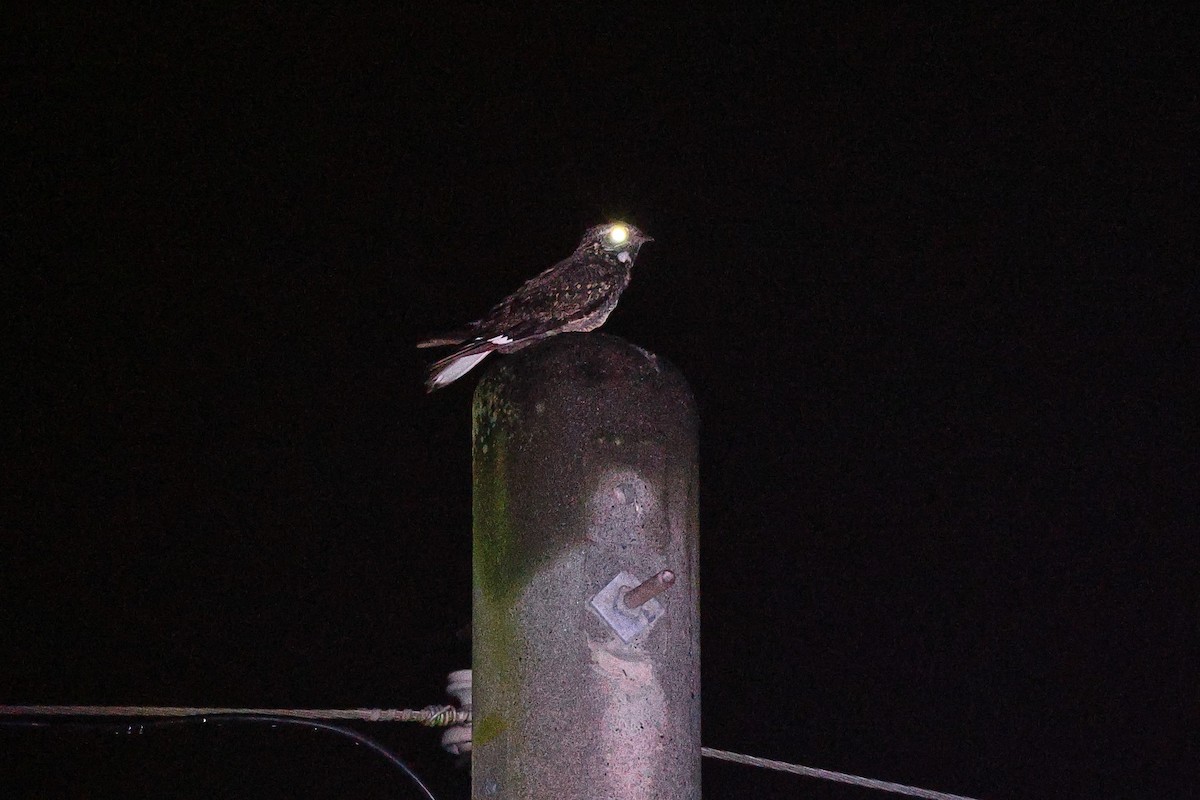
top-left (580, 222), bottom-right (653, 264)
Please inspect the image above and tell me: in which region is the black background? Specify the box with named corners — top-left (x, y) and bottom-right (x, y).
top-left (4, 6), bottom-right (1196, 799)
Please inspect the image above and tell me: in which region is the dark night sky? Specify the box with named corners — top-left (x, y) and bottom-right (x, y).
top-left (3, 6), bottom-right (1196, 799)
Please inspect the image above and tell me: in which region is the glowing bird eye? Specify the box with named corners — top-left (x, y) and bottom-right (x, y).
top-left (608, 225), bottom-right (629, 244)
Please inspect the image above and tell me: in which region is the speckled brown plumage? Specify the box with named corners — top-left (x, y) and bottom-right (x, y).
top-left (418, 222), bottom-right (653, 391)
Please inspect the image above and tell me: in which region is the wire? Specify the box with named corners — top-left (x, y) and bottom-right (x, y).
top-left (0, 704), bottom-right (468, 726)
top-left (703, 746), bottom-right (982, 800)
top-left (2, 705), bottom-right (983, 799)
top-left (1, 713), bottom-right (437, 800)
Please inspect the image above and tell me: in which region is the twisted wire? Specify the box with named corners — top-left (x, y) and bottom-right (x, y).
top-left (0, 704), bottom-right (469, 727)
top-left (702, 746), bottom-right (982, 800)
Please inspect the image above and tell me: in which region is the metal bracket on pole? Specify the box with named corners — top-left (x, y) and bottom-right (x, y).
top-left (589, 569), bottom-right (676, 643)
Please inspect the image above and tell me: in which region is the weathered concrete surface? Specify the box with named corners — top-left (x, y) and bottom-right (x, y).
top-left (472, 333), bottom-right (700, 800)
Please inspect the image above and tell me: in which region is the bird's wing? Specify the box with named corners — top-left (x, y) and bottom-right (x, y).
top-left (416, 329), bottom-right (474, 348)
top-left (477, 261), bottom-right (621, 339)
top-left (414, 259), bottom-right (577, 348)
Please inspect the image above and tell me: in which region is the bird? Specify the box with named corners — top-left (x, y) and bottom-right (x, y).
top-left (418, 221), bottom-right (653, 391)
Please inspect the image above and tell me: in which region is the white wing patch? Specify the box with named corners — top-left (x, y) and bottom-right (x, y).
top-left (489, 335), bottom-right (513, 345)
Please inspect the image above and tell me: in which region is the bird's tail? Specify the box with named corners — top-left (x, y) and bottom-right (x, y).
top-left (425, 339), bottom-right (500, 391)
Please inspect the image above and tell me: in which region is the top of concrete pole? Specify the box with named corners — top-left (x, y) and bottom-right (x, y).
top-left (473, 331), bottom-right (696, 451)
top-left (472, 333), bottom-right (697, 607)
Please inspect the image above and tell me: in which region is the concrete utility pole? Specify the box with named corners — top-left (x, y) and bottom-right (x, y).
top-left (471, 333), bottom-right (700, 800)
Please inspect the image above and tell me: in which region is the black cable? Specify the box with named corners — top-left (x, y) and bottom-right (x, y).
top-left (0, 712), bottom-right (437, 800)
